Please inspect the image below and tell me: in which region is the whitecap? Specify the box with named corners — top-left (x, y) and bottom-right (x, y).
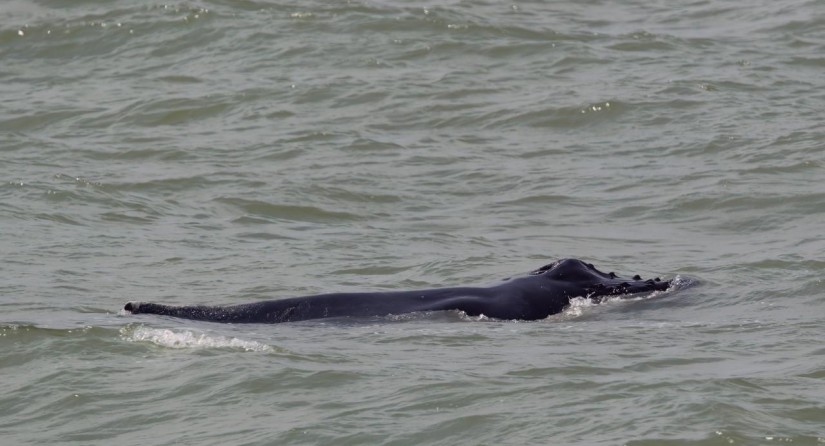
top-left (121, 326), bottom-right (271, 352)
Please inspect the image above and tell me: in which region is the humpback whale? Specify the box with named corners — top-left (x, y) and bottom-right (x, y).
top-left (124, 258), bottom-right (671, 323)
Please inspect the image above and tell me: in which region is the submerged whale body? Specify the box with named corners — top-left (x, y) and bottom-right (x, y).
top-left (124, 258), bottom-right (671, 323)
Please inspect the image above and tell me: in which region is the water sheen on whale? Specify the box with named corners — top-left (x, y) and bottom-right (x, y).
top-left (123, 258), bottom-right (672, 323)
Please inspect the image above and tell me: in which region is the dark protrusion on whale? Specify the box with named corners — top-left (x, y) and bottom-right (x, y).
top-left (124, 302), bottom-right (135, 312)
top-left (608, 272), bottom-right (617, 278)
top-left (632, 274), bottom-right (642, 280)
top-left (655, 277), bottom-right (661, 282)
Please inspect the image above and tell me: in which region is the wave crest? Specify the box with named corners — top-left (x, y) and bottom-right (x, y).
top-left (121, 326), bottom-right (271, 352)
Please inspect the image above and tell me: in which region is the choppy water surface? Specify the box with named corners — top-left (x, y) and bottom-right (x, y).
top-left (1, 0), bottom-right (823, 444)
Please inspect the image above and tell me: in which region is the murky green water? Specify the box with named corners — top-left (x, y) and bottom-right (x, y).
top-left (2, 0), bottom-right (824, 444)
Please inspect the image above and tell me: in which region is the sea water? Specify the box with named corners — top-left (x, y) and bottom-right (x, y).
top-left (1, 1), bottom-right (823, 444)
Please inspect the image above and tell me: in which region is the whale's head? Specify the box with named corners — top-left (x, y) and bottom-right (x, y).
top-left (530, 258), bottom-right (670, 299)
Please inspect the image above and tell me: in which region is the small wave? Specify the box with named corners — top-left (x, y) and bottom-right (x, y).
top-left (121, 326), bottom-right (271, 352)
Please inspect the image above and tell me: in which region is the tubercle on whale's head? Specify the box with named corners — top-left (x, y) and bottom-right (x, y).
top-left (531, 258), bottom-right (670, 296)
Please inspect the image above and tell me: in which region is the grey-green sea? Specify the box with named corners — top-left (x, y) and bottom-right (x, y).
top-left (2, 0), bottom-right (824, 444)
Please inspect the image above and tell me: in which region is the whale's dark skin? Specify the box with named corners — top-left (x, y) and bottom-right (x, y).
top-left (123, 258), bottom-right (671, 324)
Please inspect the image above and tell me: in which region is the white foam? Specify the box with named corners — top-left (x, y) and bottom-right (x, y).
top-left (122, 326), bottom-right (271, 352)
top-left (563, 296), bottom-right (599, 317)
top-left (562, 282), bottom-right (675, 318)
top-left (456, 311), bottom-right (492, 322)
